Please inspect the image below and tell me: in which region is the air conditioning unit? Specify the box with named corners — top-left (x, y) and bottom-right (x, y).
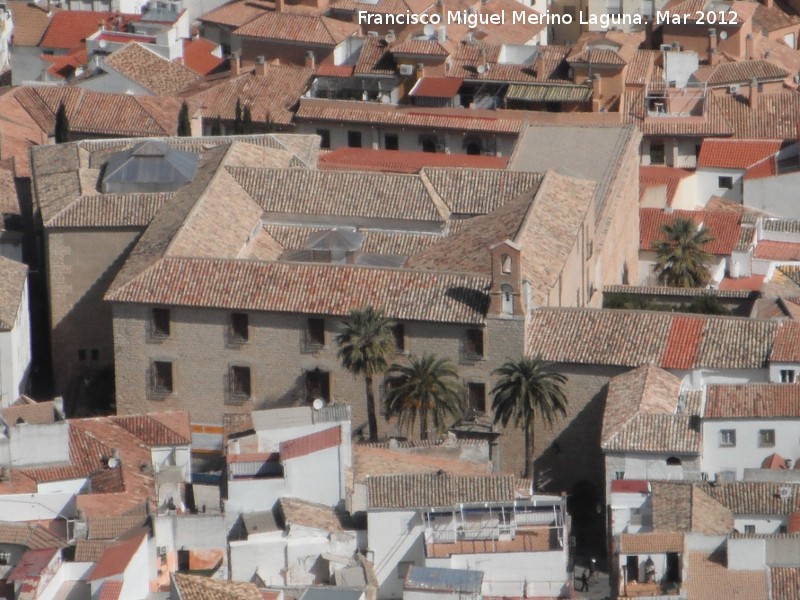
top-left (158, 546), bottom-right (168, 556)
top-left (659, 43), bottom-right (672, 51)
top-left (399, 64), bottom-right (414, 76)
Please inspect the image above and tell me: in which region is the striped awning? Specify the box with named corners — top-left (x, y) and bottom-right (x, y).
top-left (505, 84), bottom-right (592, 103)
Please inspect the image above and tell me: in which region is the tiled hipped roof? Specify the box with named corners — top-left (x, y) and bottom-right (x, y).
top-left (367, 473), bottom-right (516, 509)
top-left (527, 308), bottom-right (783, 370)
top-left (102, 43), bottom-right (201, 96)
top-left (106, 258), bottom-right (490, 325)
top-left (705, 384), bottom-right (800, 418)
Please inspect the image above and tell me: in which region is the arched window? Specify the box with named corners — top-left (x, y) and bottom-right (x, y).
top-left (666, 457), bottom-right (682, 466)
top-left (501, 284), bottom-right (513, 314)
top-left (500, 254), bottom-right (512, 274)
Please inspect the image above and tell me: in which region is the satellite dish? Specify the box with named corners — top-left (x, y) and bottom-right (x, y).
top-left (312, 398), bottom-right (325, 410)
top-left (107, 457), bottom-right (119, 468)
top-left (423, 23), bottom-right (435, 37)
top-left (99, 39), bottom-right (108, 49)
top-left (476, 64), bottom-right (486, 74)
top-left (719, 31), bottom-right (728, 40)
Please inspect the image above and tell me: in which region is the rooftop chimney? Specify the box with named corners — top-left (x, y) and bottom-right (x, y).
top-left (749, 77), bottom-right (759, 110)
top-left (231, 52), bottom-right (241, 75)
top-left (708, 28), bottom-right (718, 65)
top-left (256, 55), bottom-right (267, 76)
top-left (745, 33), bottom-right (754, 60)
top-left (592, 73), bottom-right (602, 112)
top-left (305, 50), bottom-right (315, 69)
top-left (763, 0), bottom-right (774, 8)
top-left (276, 0), bottom-right (284, 11)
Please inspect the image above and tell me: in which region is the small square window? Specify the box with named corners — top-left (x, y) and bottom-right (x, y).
top-left (758, 429), bottom-right (775, 448)
top-left (152, 361), bottom-right (173, 394)
top-left (780, 369), bottom-right (796, 383)
top-left (90, 349), bottom-right (99, 361)
top-left (307, 318), bottom-right (325, 348)
top-left (78, 349), bottom-right (87, 361)
top-left (467, 382), bottom-right (486, 413)
top-left (392, 323), bottom-right (405, 354)
top-left (615, 471), bottom-right (625, 480)
top-left (719, 429), bottom-right (736, 447)
top-left (151, 308), bottom-right (170, 338)
top-left (230, 313), bottom-right (249, 343)
top-left (465, 329), bottom-right (484, 359)
top-left (385, 133), bottom-right (399, 150)
top-left (718, 176), bottom-right (734, 189)
top-left (397, 561), bottom-right (413, 579)
top-left (347, 130), bottom-right (362, 148)
top-left (650, 143), bottom-right (665, 165)
top-left (230, 366), bottom-right (252, 399)
top-left (744, 525), bottom-right (755, 534)
top-left (316, 128), bottom-right (331, 149)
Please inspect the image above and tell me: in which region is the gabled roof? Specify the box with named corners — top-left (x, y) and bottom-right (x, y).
top-left (171, 572), bottom-right (265, 600)
top-left (8, 1), bottom-right (56, 46)
top-left (0, 398), bottom-right (58, 425)
top-left (233, 12), bottom-right (358, 45)
top-left (39, 10), bottom-right (140, 49)
top-left (697, 139), bottom-right (782, 169)
top-left (367, 473), bottom-right (516, 509)
top-left (703, 383), bottom-right (800, 419)
top-left (693, 60), bottom-right (789, 86)
top-left (639, 208), bottom-right (743, 256)
top-left (618, 532), bottom-right (683, 554)
top-left (639, 166), bottom-right (693, 206)
top-left (102, 43), bottom-right (201, 96)
top-left (409, 77), bottom-right (463, 99)
top-left (318, 148), bottom-right (508, 173)
top-left (277, 497), bottom-right (356, 532)
top-left (527, 308), bottom-right (783, 370)
top-left (0, 522), bottom-right (65, 550)
top-left (685, 550), bottom-right (768, 600)
top-left (0, 256), bottom-right (27, 331)
top-left (182, 37), bottom-right (225, 76)
top-left (87, 532), bottom-right (146, 580)
top-left (199, 0), bottom-right (270, 28)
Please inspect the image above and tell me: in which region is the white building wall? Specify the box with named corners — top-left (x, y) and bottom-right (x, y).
top-left (230, 532), bottom-right (285, 584)
top-left (702, 418), bottom-right (800, 480)
top-left (0, 278), bottom-right (31, 407)
top-left (696, 167), bottom-right (744, 204)
top-left (619, 552), bottom-right (669, 583)
top-left (151, 445), bottom-right (191, 483)
top-left (225, 478), bottom-right (288, 514)
top-left (36, 561), bottom-right (94, 600)
top-left (283, 446), bottom-right (343, 507)
top-left (609, 491), bottom-right (651, 535)
top-left (0, 492), bottom-right (77, 521)
top-left (743, 171), bottom-right (800, 217)
top-left (734, 515), bottom-right (787, 535)
top-left (367, 510), bottom-right (426, 599)
top-left (119, 535), bottom-right (150, 600)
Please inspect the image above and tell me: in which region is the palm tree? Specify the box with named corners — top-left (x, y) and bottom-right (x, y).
top-left (491, 357), bottom-right (568, 480)
top-left (384, 354), bottom-right (462, 440)
top-left (336, 306), bottom-right (396, 442)
top-left (654, 218), bottom-right (715, 288)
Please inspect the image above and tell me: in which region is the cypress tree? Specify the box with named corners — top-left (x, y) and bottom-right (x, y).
top-left (233, 98), bottom-right (242, 134)
top-left (54, 102), bottom-right (70, 144)
top-left (242, 105), bottom-right (253, 135)
top-left (177, 101), bottom-right (191, 137)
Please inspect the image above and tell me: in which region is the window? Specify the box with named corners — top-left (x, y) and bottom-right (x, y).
top-left (500, 254), bottom-right (512, 274)
top-left (230, 312), bottom-right (249, 343)
top-left (615, 471), bottom-right (625, 480)
top-left (90, 349), bottom-right (99, 361)
top-left (465, 329), bottom-right (484, 359)
top-left (151, 308), bottom-right (170, 338)
top-left (307, 318), bottom-right (325, 348)
top-left (719, 429), bottom-right (736, 447)
top-left (420, 136), bottom-right (437, 153)
top-left (152, 361), bottom-right (173, 395)
top-left (78, 349), bottom-right (87, 361)
top-left (392, 323), bottom-right (405, 354)
top-left (467, 382), bottom-right (486, 413)
top-left (347, 130), bottom-right (362, 148)
top-left (398, 561), bottom-right (413, 579)
top-left (230, 366), bottom-right (252, 399)
top-left (718, 176), bottom-right (734, 189)
top-left (650, 142), bottom-right (665, 165)
top-left (744, 525), bottom-right (755, 534)
top-left (305, 368), bottom-right (331, 402)
top-left (316, 129), bottom-right (331, 149)
top-left (758, 429), bottom-right (775, 448)
top-left (385, 133), bottom-right (399, 150)
top-left (780, 369), bottom-right (796, 383)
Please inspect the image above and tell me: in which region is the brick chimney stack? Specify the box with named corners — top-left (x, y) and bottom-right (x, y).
top-left (745, 33), bottom-right (754, 60)
top-left (305, 50), bottom-right (315, 69)
top-left (707, 28), bottom-right (718, 65)
top-left (231, 52), bottom-right (241, 75)
top-left (276, 0), bottom-right (284, 12)
top-left (592, 74), bottom-right (602, 112)
top-left (749, 77), bottom-right (759, 110)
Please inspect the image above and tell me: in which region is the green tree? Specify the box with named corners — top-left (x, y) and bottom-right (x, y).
top-left (491, 357), bottom-right (568, 480)
top-left (233, 98), bottom-right (242, 134)
top-left (210, 115), bottom-right (222, 136)
top-left (55, 102), bottom-right (70, 144)
top-left (336, 306), bottom-right (396, 442)
top-left (242, 105), bottom-right (253, 134)
top-left (654, 218), bottom-right (715, 288)
top-left (384, 354), bottom-right (463, 440)
top-left (177, 101), bottom-right (191, 137)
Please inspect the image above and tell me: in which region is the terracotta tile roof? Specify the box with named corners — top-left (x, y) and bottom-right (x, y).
top-left (0, 522), bottom-right (64, 550)
top-left (199, 0), bottom-right (270, 27)
top-left (610, 479), bottom-right (649, 494)
top-left (650, 482), bottom-right (734, 533)
top-left (40, 11), bottom-right (140, 49)
top-left (277, 497), bottom-right (355, 531)
top-left (233, 12), bottom-right (358, 45)
top-left (111, 412), bottom-right (191, 446)
top-left (106, 257), bottom-right (489, 325)
top-left (172, 572), bottom-right (265, 600)
top-left (447, 44), bottom-right (571, 84)
top-left (318, 148), bottom-right (508, 173)
top-left (705, 384), bottom-right (800, 418)
top-left (226, 167), bottom-right (450, 222)
top-left (409, 77), bottom-right (463, 98)
top-left (354, 36), bottom-right (395, 76)
top-left (771, 567), bottom-right (800, 600)
top-left (0, 399), bottom-right (57, 425)
top-left (618, 532), bottom-right (683, 554)
top-left (685, 551), bottom-right (768, 600)
top-left (421, 168), bottom-right (541, 215)
top-left (693, 60), bottom-right (789, 86)
top-left (184, 64), bottom-right (313, 126)
top-left (262, 224), bottom-right (439, 257)
top-left (639, 208), bottom-right (742, 256)
top-left (315, 64), bottom-right (354, 78)
top-left (697, 139), bottom-right (782, 169)
top-left (743, 155), bottom-right (777, 180)
top-left (754, 241), bottom-right (800, 261)
top-left (353, 445), bottom-right (490, 482)
top-left (527, 307), bottom-right (782, 370)
top-left (770, 320), bottom-right (800, 362)
top-left (45, 194), bottom-right (172, 229)
top-left (88, 532), bottom-right (146, 580)
top-left (713, 93), bottom-right (800, 139)
top-left (764, 218), bottom-right (800, 234)
top-left (639, 166), bottom-right (693, 206)
top-left (8, 547), bottom-right (59, 582)
top-left (182, 38), bottom-right (225, 76)
top-left (280, 426), bottom-right (340, 461)
top-left (392, 38), bottom-right (449, 57)
top-left (98, 580), bottom-right (124, 600)
top-left (74, 539), bottom-right (115, 562)
top-left (0, 256), bottom-right (27, 331)
top-left (626, 49), bottom-right (658, 86)
top-left (699, 481), bottom-right (800, 515)
top-left (8, 1), bottom-right (56, 47)
top-left (103, 43), bottom-right (201, 96)
top-left (367, 473), bottom-right (516, 509)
